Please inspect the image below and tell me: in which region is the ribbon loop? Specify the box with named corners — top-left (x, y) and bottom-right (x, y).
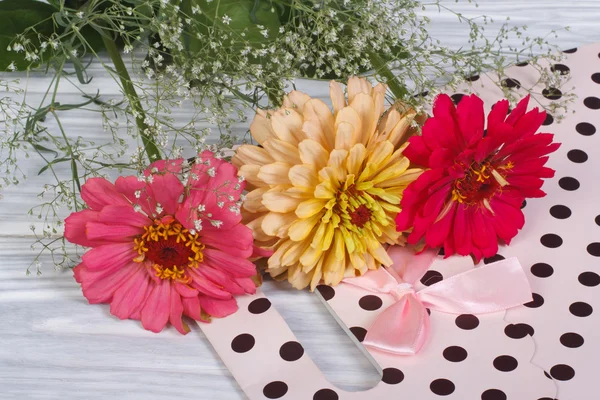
top-left (341, 246), bottom-right (533, 355)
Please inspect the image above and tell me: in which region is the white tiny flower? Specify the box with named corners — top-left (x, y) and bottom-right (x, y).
top-left (207, 167), bottom-right (216, 177)
top-left (211, 220), bottom-right (223, 228)
top-left (7, 62), bottom-right (16, 71)
top-left (238, 175), bottom-right (245, 183)
top-left (146, 175), bottom-right (154, 183)
top-left (194, 219), bottom-right (203, 231)
top-left (222, 15), bottom-right (232, 25)
top-left (197, 204), bottom-right (206, 212)
top-left (155, 204), bottom-right (163, 214)
top-left (134, 190), bottom-right (141, 199)
top-left (217, 201), bottom-right (224, 208)
top-left (77, 11), bottom-right (84, 18)
top-left (190, 229), bottom-right (196, 235)
top-left (133, 204), bottom-right (142, 213)
top-left (227, 195), bottom-right (234, 201)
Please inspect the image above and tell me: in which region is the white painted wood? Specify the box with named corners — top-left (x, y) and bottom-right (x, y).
top-left (1, 2), bottom-right (599, 399)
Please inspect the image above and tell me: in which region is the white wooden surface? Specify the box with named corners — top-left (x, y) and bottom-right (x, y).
top-left (1, 1), bottom-right (600, 399)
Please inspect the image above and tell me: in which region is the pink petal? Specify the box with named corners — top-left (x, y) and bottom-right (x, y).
top-left (114, 176), bottom-right (156, 216)
top-left (98, 205), bottom-right (151, 228)
top-left (169, 285), bottom-right (190, 334)
top-left (86, 221), bottom-right (144, 242)
top-left (79, 262), bottom-right (143, 304)
top-left (187, 268), bottom-right (235, 299)
top-left (196, 266), bottom-right (246, 295)
top-left (81, 177), bottom-right (129, 211)
top-left (141, 279), bottom-right (171, 333)
top-left (146, 158), bottom-right (184, 175)
top-left (202, 249), bottom-right (257, 278)
top-left (64, 209), bottom-right (108, 247)
top-left (82, 242), bottom-right (137, 272)
top-left (198, 296), bottom-right (238, 318)
top-left (403, 136), bottom-right (431, 167)
top-left (234, 277), bottom-right (257, 294)
top-left (201, 224), bottom-right (254, 258)
top-left (182, 296), bottom-right (202, 321)
top-left (174, 281), bottom-right (199, 297)
top-left (110, 265), bottom-right (152, 319)
top-left (148, 173), bottom-right (184, 216)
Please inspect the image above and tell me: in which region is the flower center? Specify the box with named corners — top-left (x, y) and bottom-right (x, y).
top-left (133, 217), bottom-right (204, 282)
top-left (349, 204), bottom-right (372, 228)
top-left (451, 161), bottom-right (511, 205)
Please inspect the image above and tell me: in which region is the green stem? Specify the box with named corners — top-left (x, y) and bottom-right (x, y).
top-left (369, 52), bottom-right (409, 100)
top-left (101, 35), bottom-right (161, 162)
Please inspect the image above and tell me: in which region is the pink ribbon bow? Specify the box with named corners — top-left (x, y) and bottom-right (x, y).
top-left (342, 246), bottom-right (533, 355)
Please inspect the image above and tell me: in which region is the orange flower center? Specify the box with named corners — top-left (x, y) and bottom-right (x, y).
top-left (452, 161), bottom-right (512, 205)
top-left (133, 217), bottom-right (204, 282)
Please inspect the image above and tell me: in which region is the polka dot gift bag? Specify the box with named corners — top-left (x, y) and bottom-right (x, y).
top-left (201, 43), bottom-right (600, 399)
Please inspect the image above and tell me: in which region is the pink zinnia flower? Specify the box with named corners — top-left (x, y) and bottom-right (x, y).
top-left (65, 151), bottom-right (258, 333)
top-left (396, 94), bottom-right (560, 260)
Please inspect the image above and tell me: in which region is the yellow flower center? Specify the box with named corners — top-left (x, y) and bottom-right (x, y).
top-left (451, 160), bottom-right (512, 205)
top-left (133, 217), bottom-right (204, 282)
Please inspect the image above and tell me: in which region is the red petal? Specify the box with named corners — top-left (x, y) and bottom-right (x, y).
top-left (505, 95), bottom-right (530, 126)
top-left (403, 136), bottom-right (431, 167)
top-left (456, 94), bottom-right (485, 145)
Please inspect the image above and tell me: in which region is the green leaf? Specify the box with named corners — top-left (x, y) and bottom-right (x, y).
top-left (180, 0), bottom-right (280, 55)
top-left (0, 0), bottom-right (57, 71)
top-left (38, 157), bottom-right (71, 176)
top-left (31, 143), bottom-right (59, 158)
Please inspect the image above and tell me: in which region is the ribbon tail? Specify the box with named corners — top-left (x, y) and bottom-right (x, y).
top-left (363, 294), bottom-right (430, 355)
top-left (417, 257), bottom-right (533, 314)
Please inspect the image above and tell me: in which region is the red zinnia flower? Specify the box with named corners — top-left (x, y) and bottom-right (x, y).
top-left (65, 151), bottom-right (259, 334)
top-left (396, 94), bottom-right (560, 260)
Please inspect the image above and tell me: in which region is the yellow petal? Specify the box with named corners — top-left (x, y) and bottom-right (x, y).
top-left (245, 214), bottom-right (272, 242)
top-left (268, 239), bottom-right (294, 269)
top-left (298, 139), bottom-right (329, 171)
top-left (329, 80), bottom-right (347, 114)
top-left (370, 243), bottom-right (393, 267)
top-left (249, 109), bottom-right (276, 144)
top-left (346, 143), bottom-right (367, 176)
top-left (372, 83), bottom-right (387, 118)
top-left (288, 212), bottom-right (322, 241)
top-left (234, 145), bottom-right (274, 167)
top-left (327, 149), bottom-right (348, 182)
top-left (302, 120), bottom-right (330, 150)
top-left (378, 108), bottom-right (401, 139)
top-left (371, 158), bottom-right (410, 185)
top-left (333, 229), bottom-right (345, 260)
top-left (334, 121), bottom-right (356, 151)
top-left (262, 138), bottom-right (301, 165)
top-left (271, 108), bottom-right (304, 144)
top-left (288, 165), bottom-right (319, 188)
top-left (243, 187), bottom-right (269, 213)
top-left (376, 168), bottom-right (422, 187)
top-left (347, 76), bottom-right (372, 104)
top-left (309, 257), bottom-right (324, 291)
top-left (296, 198), bottom-right (327, 218)
top-left (238, 164), bottom-right (265, 187)
top-left (283, 90), bottom-right (311, 113)
top-left (322, 249), bottom-right (345, 286)
top-left (301, 245), bottom-right (323, 273)
top-left (303, 99), bottom-right (335, 149)
top-left (281, 239), bottom-right (312, 266)
top-left (258, 162), bottom-right (291, 185)
top-left (288, 264), bottom-right (312, 290)
top-left (314, 181), bottom-right (335, 199)
top-left (335, 107), bottom-right (362, 142)
top-left (387, 110), bottom-right (416, 147)
top-left (261, 211), bottom-right (298, 237)
top-left (350, 93), bottom-right (377, 145)
top-left (262, 189), bottom-right (304, 213)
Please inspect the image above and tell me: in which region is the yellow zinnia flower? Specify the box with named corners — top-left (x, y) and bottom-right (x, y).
top-left (233, 77), bottom-right (424, 290)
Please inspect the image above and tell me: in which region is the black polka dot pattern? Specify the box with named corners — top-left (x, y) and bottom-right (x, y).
top-left (542, 87), bottom-right (562, 100)
top-left (421, 270), bottom-right (443, 286)
top-left (578, 271), bottom-right (600, 287)
top-left (542, 113), bottom-right (554, 125)
top-left (551, 64), bottom-right (570, 75)
top-left (549, 205), bottom-right (571, 219)
top-left (504, 323), bottom-right (534, 339)
top-left (443, 346), bottom-right (468, 362)
top-left (521, 200), bottom-right (527, 209)
top-left (515, 61), bottom-right (528, 67)
top-left (279, 341), bottom-right (304, 362)
top-left (560, 332), bottom-right (584, 348)
top-left (596, 215), bottom-right (600, 226)
top-left (593, 73), bottom-right (600, 84)
top-left (382, 368), bottom-right (405, 384)
top-left (481, 388), bottom-right (507, 400)
top-left (484, 254), bottom-right (505, 264)
top-left (559, 177), bottom-right (580, 191)
top-left (313, 388), bottom-right (339, 400)
top-left (570, 302), bottom-right (593, 317)
top-left (502, 78), bottom-right (521, 89)
top-left (263, 381), bottom-right (288, 399)
top-left (550, 364), bottom-right (575, 381)
top-left (493, 355), bottom-right (518, 372)
top-left (587, 242), bottom-right (600, 257)
top-left (248, 298), bottom-right (272, 314)
top-left (455, 314), bottom-right (479, 330)
top-left (576, 122), bottom-right (596, 136)
top-left (567, 149), bottom-right (588, 163)
top-left (231, 333), bottom-right (255, 353)
top-left (451, 93), bottom-right (465, 105)
top-left (531, 263), bottom-right (554, 278)
top-left (563, 47), bottom-right (577, 53)
top-left (350, 326), bottom-right (367, 342)
top-left (584, 96), bottom-right (600, 109)
top-left (316, 285), bottom-right (335, 301)
top-left (359, 295), bottom-right (383, 311)
top-left (465, 74), bottom-right (480, 82)
top-left (430, 378), bottom-right (455, 396)
top-left (540, 234), bottom-right (563, 248)
top-left (524, 293), bottom-right (545, 308)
